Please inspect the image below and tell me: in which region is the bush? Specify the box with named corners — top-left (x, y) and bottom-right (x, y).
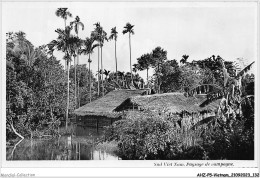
top-left (105, 110), bottom-right (191, 160)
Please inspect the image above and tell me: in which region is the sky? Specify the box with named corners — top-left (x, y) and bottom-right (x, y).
top-left (2, 1), bottom-right (257, 78)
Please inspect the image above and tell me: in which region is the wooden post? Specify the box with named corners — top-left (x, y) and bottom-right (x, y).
top-left (79, 143), bottom-right (81, 160)
top-left (96, 118), bottom-right (99, 132)
top-left (76, 142), bottom-right (78, 160)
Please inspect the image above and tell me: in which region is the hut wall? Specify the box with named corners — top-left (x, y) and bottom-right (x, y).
top-left (180, 111), bottom-right (216, 131)
top-left (76, 115), bottom-right (120, 128)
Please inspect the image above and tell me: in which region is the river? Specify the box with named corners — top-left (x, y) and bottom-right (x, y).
top-left (6, 125), bottom-right (120, 160)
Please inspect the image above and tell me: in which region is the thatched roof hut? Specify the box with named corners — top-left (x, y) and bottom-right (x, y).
top-left (116, 92), bottom-right (221, 114)
top-left (74, 89), bottom-right (150, 118)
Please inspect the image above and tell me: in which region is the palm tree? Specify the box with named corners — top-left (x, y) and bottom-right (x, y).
top-left (55, 8), bottom-right (72, 28)
top-left (55, 8), bottom-right (72, 70)
top-left (79, 36), bottom-right (99, 102)
top-left (93, 22), bottom-right (101, 96)
top-left (70, 16), bottom-right (84, 108)
top-left (109, 27), bottom-right (118, 82)
top-left (48, 26), bottom-right (79, 130)
top-left (103, 69), bottom-right (110, 80)
top-left (123, 22), bottom-right (134, 84)
top-left (180, 54), bottom-right (189, 64)
top-left (93, 22), bottom-right (108, 96)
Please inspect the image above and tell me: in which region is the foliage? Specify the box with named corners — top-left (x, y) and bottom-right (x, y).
top-left (6, 32), bottom-right (70, 140)
top-left (160, 59), bottom-right (181, 92)
top-left (105, 110), bottom-right (186, 160)
top-left (200, 97), bottom-right (254, 160)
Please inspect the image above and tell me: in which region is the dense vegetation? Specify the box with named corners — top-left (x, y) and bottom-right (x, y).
top-left (105, 56), bottom-right (255, 160)
top-left (6, 8), bottom-right (255, 160)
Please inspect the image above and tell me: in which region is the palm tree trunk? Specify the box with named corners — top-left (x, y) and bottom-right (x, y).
top-left (77, 56), bottom-right (80, 107)
top-left (147, 68), bottom-right (149, 88)
top-left (97, 47), bottom-right (100, 96)
top-left (157, 63), bottom-right (160, 94)
top-left (74, 56), bottom-right (77, 108)
top-left (101, 46), bottom-right (104, 96)
top-left (64, 19), bottom-right (67, 71)
top-left (115, 39), bottom-right (118, 82)
top-left (76, 32), bottom-right (80, 108)
top-left (89, 54), bottom-right (92, 103)
top-left (129, 33), bottom-right (133, 84)
top-left (66, 59), bottom-right (70, 130)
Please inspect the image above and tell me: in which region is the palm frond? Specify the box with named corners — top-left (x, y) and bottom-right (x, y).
top-left (47, 40), bottom-right (58, 50)
top-left (191, 116), bottom-right (216, 131)
top-left (236, 61), bottom-right (255, 79)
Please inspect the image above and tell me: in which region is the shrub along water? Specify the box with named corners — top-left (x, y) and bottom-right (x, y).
top-left (104, 110), bottom-right (202, 160)
top-left (104, 96), bottom-right (254, 160)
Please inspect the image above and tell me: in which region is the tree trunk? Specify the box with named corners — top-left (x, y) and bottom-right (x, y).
top-left (9, 121), bottom-right (24, 139)
top-left (97, 46), bottom-right (100, 96)
top-left (76, 31), bottom-right (80, 108)
top-left (115, 39), bottom-right (118, 83)
top-left (66, 59), bottom-right (70, 130)
top-left (101, 46), bottom-right (104, 96)
top-left (157, 63), bottom-right (160, 93)
top-left (64, 18), bottom-right (67, 71)
top-left (74, 55), bottom-right (77, 109)
top-left (129, 33), bottom-right (133, 84)
top-left (89, 54), bottom-right (92, 103)
top-left (147, 68), bottom-right (149, 88)
top-left (77, 54), bottom-right (80, 107)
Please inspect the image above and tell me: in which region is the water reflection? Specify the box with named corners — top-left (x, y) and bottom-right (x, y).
top-left (6, 125), bottom-right (119, 160)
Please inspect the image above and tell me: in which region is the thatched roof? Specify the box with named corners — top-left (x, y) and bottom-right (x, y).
top-left (129, 92), bottom-right (221, 113)
top-left (74, 89), bottom-right (149, 117)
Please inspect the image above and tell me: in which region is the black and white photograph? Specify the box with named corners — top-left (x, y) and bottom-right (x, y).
top-left (1, 1), bottom-right (259, 177)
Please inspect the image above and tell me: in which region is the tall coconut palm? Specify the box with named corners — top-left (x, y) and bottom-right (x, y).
top-left (109, 27), bottom-right (118, 82)
top-left (100, 28), bottom-right (108, 96)
top-left (55, 8), bottom-right (72, 28)
top-left (123, 22), bottom-right (134, 84)
top-left (55, 8), bottom-right (72, 70)
top-left (79, 35), bottom-right (99, 102)
top-left (93, 22), bottom-right (108, 96)
top-left (70, 16), bottom-right (84, 108)
top-left (93, 22), bottom-right (101, 96)
top-left (48, 26), bottom-right (79, 130)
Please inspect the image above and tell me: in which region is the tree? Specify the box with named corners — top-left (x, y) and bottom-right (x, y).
top-left (191, 58), bottom-right (255, 160)
top-left (93, 22), bottom-right (108, 96)
top-left (103, 69), bottom-right (110, 80)
top-left (79, 36), bottom-right (99, 102)
top-left (55, 8), bottom-right (72, 69)
top-left (92, 22), bottom-right (101, 96)
top-left (151, 47), bottom-right (167, 93)
top-left (180, 54), bottom-right (189, 64)
top-left (70, 16), bottom-right (84, 108)
top-left (160, 59), bottom-right (181, 93)
top-left (123, 22), bottom-right (135, 84)
top-left (48, 26), bottom-right (79, 130)
top-left (55, 8), bottom-right (72, 28)
top-left (109, 27), bottom-right (118, 82)
top-left (6, 32), bottom-right (66, 140)
top-left (136, 53), bottom-right (153, 87)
